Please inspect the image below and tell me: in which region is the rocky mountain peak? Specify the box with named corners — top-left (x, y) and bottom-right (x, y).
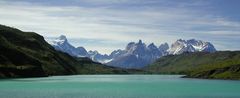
top-left (59, 35), bottom-right (67, 41)
top-left (138, 39), bottom-right (143, 44)
top-left (159, 43), bottom-right (169, 51)
top-left (148, 43), bottom-right (158, 50)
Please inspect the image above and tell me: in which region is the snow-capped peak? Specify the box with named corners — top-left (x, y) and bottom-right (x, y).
top-left (168, 39), bottom-right (216, 55)
top-left (50, 35), bottom-right (68, 46)
top-left (46, 36), bottom-right (217, 69)
top-left (47, 35), bottom-right (89, 57)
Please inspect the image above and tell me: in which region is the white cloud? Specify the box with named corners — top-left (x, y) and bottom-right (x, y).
top-left (0, 0), bottom-right (239, 53)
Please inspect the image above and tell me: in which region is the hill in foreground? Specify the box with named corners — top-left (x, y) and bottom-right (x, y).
top-left (146, 51), bottom-right (240, 79)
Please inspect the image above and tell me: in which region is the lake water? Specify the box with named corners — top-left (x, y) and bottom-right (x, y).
top-left (0, 75), bottom-right (240, 98)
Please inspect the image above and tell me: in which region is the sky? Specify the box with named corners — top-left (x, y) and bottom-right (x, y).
top-left (0, 0), bottom-right (239, 54)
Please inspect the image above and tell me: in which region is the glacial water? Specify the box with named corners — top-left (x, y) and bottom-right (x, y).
top-left (0, 75), bottom-right (240, 98)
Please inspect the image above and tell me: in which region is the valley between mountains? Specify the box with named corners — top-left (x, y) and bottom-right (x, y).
top-left (0, 24), bottom-right (239, 80)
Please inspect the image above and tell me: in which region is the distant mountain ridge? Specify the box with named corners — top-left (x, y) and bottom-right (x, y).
top-left (106, 39), bottom-right (216, 68)
top-left (47, 35), bottom-right (110, 63)
top-left (47, 35), bottom-right (216, 69)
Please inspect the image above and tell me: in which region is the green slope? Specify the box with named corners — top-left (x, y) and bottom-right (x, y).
top-left (0, 24), bottom-right (129, 78)
top-left (146, 51), bottom-right (240, 79)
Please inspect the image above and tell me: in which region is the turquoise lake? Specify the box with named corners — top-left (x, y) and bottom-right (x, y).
top-left (0, 75), bottom-right (240, 98)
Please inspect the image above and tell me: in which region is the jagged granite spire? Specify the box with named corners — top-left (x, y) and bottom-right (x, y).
top-left (59, 35), bottom-right (67, 41)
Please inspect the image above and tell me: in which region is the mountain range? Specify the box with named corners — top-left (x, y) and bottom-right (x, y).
top-left (47, 35), bottom-right (216, 68)
top-left (0, 25), bottom-right (134, 78)
top-left (0, 24), bottom-right (239, 80)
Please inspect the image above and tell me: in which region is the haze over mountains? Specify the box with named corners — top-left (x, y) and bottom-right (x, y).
top-left (47, 35), bottom-right (216, 68)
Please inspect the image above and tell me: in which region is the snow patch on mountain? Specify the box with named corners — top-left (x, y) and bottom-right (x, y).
top-left (168, 39), bottom-right (216, 55)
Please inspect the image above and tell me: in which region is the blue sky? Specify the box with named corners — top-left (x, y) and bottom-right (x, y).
top-left (0, 0), bottom-right (239, 54)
